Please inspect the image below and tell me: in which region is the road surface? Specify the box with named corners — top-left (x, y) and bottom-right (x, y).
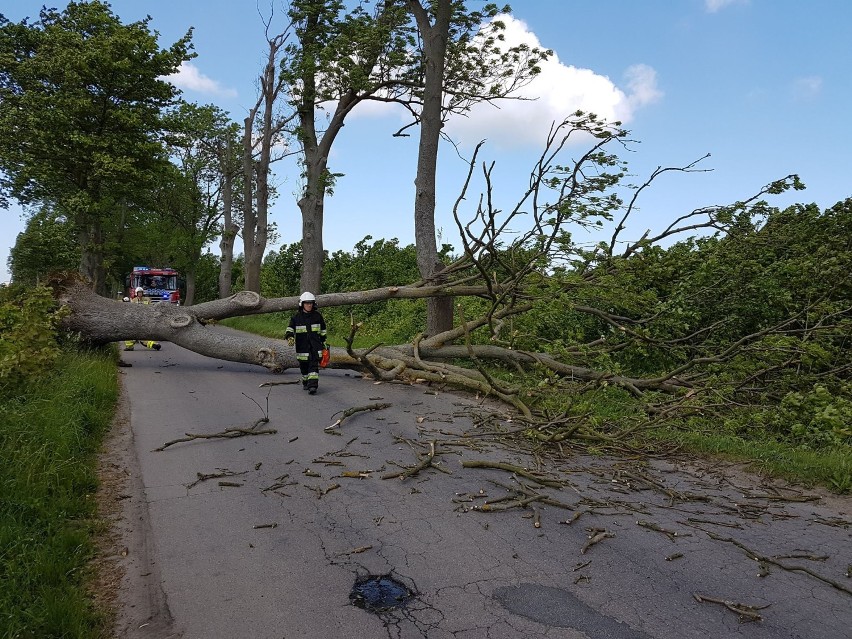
top-left (106, 334), bottom-right (852, 639)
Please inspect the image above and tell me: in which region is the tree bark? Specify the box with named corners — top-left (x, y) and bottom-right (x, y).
top-left (183, 263), bottom-right (196, 307)
top-left (78, 220), bottom-right (108, 297)
top-left (241, 114), bottom-right (259, 291)
top-left (219, 138), bottom-right (239, 298)
top-left (242, 32), bottom-right (287, 293)
top-left (408, 0), bottom-right (453, 338)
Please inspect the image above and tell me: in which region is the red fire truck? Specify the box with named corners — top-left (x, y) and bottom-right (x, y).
top-left (126, 266), bottom-right (181, 304)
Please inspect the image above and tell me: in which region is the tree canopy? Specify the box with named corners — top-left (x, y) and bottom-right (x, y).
top-left (0, 1), bottom-right (193, 292)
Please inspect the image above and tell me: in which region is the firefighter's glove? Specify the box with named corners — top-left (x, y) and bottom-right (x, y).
top-left (287, 337), bottom-right (295, 347)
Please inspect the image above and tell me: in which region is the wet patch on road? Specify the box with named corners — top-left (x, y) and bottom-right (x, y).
top-left (349, 574), bottom-right (414, 613)
top-left (494, 583), bottom-right (651, 638)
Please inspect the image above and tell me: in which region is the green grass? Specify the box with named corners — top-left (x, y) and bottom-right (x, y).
top-left (0, 349), bottom-right (118, 639)
top-left (219, 313), bottom-right (288, 339)
top-left (642, 427), bottom-right (852, 494)
top-left (220, 300), bottom-right (426, 349)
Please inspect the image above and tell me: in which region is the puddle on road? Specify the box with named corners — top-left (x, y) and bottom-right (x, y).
top-left (350, 574), bottom-right (414, 613)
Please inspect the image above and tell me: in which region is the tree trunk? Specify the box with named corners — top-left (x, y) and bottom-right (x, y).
top-left (409, 0), bottom-right (453, 339)
top-left (298, 181), bottom-right (323, 295)
top-left (241, 115), bottom-right (260, 292)
top-left (55, 280), bottom-right (689, 403)
top-left (219, 139), bottom-right (238, 298)
top-left (242, 32), bottom-right (286, 293)
top-left (78, 220), bottom-right (108, 296)
top-left (183, 263), bottom-right (196, 307)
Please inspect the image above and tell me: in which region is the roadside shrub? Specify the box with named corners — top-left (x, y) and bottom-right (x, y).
top-left (0, 284), bottom-right (67, 399)
top-left (771, 384), bottom-right (852, 448)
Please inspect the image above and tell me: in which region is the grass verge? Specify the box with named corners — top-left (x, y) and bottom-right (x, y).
top-left (643, 427), bottom-right (852, 494)
top-left (220, 302), bottom-right (419, 349)
top-left (0, 348), bottom-right (118, 639)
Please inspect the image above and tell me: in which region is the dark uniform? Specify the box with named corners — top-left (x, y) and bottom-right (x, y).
top-left (285, 305), bottom-right (327, 393)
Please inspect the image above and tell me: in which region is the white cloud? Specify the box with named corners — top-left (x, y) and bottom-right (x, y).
top-left (166, 62), bottom-right (237, 98)
top-left (704, 0), bottom-right (748, 13)
top-left (624, 64), bottom-right (663, 109)
top-left (791, 75), bottom-right (822, 101)
top-left (443, 15), bottom-right (662, 150)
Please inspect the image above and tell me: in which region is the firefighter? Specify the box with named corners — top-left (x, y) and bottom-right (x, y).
top-left (285, 291), bottom-right (328, 394)
top-left (124, 287), bottom-right (162, 351)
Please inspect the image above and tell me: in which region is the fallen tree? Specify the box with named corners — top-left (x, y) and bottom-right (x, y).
top-left (53, 114), bottom-right (849, 444)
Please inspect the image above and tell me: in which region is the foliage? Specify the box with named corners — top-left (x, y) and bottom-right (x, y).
top-left (7, 205), bottom-right (80, 285)
top-left (324, 235), bottom-right (421, 293)
top-left (0, 349), bottom-right (118, 637)
top-left (0, 284), bottom-right (67, 399)
top-left (191, 251), bottom-right (225, 304)
top-left (261, 242), bottom-right (303, 299)
top-left (0, 1), bottom-right (194, 291)
top-left (154, 101), bottom-right (243, 303)
top-left (725, 383), bottom-right (852, 449)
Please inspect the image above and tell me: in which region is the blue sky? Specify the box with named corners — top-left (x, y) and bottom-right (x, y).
top-left (3, 0), bottom-right (851, 283)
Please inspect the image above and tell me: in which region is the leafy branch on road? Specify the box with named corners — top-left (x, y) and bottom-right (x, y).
top-left (154, 417), bottom-right (275, 451)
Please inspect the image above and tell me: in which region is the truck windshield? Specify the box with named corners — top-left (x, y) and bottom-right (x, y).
top-left (142, 276), bottom-right (177, 290)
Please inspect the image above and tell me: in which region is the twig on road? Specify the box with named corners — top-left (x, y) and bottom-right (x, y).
top-left (462, 460), bottom-right (564, 488)
top-left (581, 529), bottom-right (615, 554)
top-left (154, 418), bottom-right (275, 451)
top-left (381, 440), bottom-right (442, 480)
top-left (326, 403), bottom-right (391, 430)
top-left (692, 593), bottom-right (769, 623)
top-left (186, 469), bottom-right (248, 489)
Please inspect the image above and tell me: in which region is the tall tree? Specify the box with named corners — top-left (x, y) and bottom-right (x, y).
top-left (218, 135), bottom-right (242, 298)
top-left (160, 102), bottom-right (239, 305)
top-left (0, 2), bottom-right (193, 294)
top-left (280, 0), bottom-right (546, 320)
top-left (8, 205), bottom-right (79, 285)
top-left (405, 0), bottom-right (549, 337)
top-left (407, 0), bottom-right (452, 337)
top-left (241, 19), bottom-right (294, 293)
top-left (282, 0), bottom-right (412, 295)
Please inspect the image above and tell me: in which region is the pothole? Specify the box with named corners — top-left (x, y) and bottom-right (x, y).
top-left (349, 574), bottom-right (414, 613)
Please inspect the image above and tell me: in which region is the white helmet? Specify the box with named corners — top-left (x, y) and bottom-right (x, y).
top-left (135, 286), bottom-right (144, 293)
top-left (123, 297), bottom-right (130, 302)
top-left (299, 291), bottom-right (316, 304)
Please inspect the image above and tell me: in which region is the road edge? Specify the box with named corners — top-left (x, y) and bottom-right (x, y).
top-left (93, 369), bottom-right (180, 638)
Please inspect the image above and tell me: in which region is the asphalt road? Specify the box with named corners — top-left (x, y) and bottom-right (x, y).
top-left (111, 334), bottom-right (852, 639)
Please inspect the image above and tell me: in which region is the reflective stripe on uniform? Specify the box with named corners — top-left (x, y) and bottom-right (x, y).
top-left (307, 372), bottom-right (319, 380)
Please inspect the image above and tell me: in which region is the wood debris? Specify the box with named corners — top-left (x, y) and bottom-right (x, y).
top-left (692, 593), bottom-right (769, 623)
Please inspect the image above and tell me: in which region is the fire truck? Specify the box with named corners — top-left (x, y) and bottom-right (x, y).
top-left (126, 266), bottom-right (181, 304)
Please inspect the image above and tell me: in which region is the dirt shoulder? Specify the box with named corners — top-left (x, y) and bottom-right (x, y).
top-left (91, 373), bottom-right (179, 639)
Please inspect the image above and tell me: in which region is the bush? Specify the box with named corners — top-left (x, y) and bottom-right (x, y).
top-left (0, 284), bottom-right (67, 399)
top-left (772, 384), bottom-right (852, 448)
